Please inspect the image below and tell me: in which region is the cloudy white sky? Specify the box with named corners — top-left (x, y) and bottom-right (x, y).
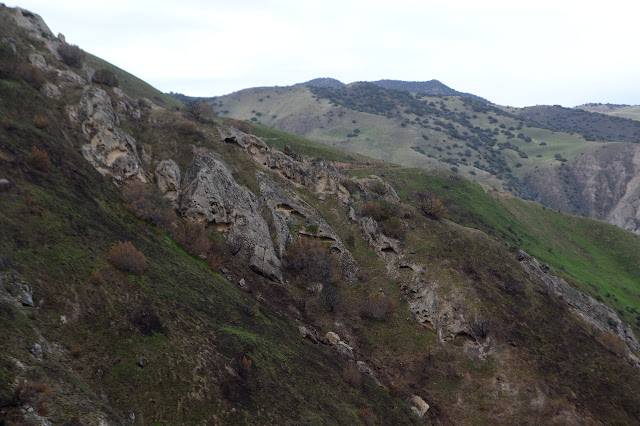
top-left (10, 0), bottom-right (640, 107)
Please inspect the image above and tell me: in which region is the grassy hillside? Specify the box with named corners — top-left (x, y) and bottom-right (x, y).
top-left (577, 103), bottom-right (640, 122)
top-left (349, 167), bottom-right (640, 334)
top-left (84, 53), bottom-right (183, 109)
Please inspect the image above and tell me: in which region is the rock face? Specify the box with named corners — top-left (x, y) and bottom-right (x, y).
top-left (258, 173), bottom-right (358, 283)
top-left (76, 87), bottom-right (146, 181)
top-left (526, 143), bottom-right (640, 234)
top-left (155, 160), bottom-right (181, 202)
top-left (180, 151), bottom-right (283, 282)
top-left (517, 250), bottom-right (640, 368)
top-left (219, 127), bottom-right (350, 200)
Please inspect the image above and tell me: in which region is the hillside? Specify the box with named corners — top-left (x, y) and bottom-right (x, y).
top-left (210, 80), bottom-right (640, 235)
top-left (577, 103), bottom-right (640, 122)
top-left (1, 5), bottom-right (640, 425)
top-left (517, 105), bottom-right (640, 142)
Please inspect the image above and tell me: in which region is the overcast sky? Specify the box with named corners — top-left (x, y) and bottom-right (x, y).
top-left (10, 0), bottom-right (640, 107)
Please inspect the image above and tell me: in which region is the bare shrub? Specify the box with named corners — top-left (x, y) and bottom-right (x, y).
top-left (177, 120), bottom-right (198, 135)
top-left (171, 221), bottom-right (211, 259)
top-left (368, 180), bottom-right (386, 195)
top-left (357, 407), bottom-right (376, 426)
top-left (599, 332), bottom-right (627, 357)
top-left (225, 118), bottom-right (253, 134)
top-left (33, 115), bottom-right (48, 128)
top-left (58, 43), bottom-right (84, 67)
top-left (19, 64), bottom-right (45, 89)
top-left (191, 101), bottom-right (215, 121)
top-left (468, 314), bottom-right (491, 340)
top-left (359, 292), bottom-right (394, 321)
top-left (28, 146), bottom-right (50, 171)
top-left (108, 241), bottom-right (146, 275)
top-left (361, 201), bottom-right (383, 221)
top-left (381, 217), bottom-right (404, 239)
top-left (345, 231), bottom-right (355, 248)
top-left (282, 238), bottom-right (336, 286)
top-left (1, 117), bottom-right (16, 130)
top-left (355, 269), bottom-right (370, 283)
top-left (421, 197), bottom-right (447, 219)
top-left (89, 268), bottom-right (103, 286)
top-left (320, 284), bottom-right (342, 313)
top-left (341, 362), bottom-right (362, 388)
top-left (92, 69), bottom-right (118, 87)
top-left (71, 345), bottom-right (83, 358)
top-left (122, 180), bottom-right (175, 229)
top-left (206, 252), bottom-right (223, 270)
top-left (15, 380), bottom-right (51, 415)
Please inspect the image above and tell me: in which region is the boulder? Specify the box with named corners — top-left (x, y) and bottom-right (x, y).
top-left (29, 343), bottom-right (43, 361)
top-left (299, 326), bottom-right (318, 344)
top-left (19, 283), bottom-right (34, 307)
top-left (28, 53), bottom-right (47, 71)
top-left (40, 82), bottom-right (61, 99)
top-left (0, 179), bottom-right (12, 192)
top-left (155, 160), bottom-right (181, 201)
top-left (77, 87), bottom-right (145, 181)
top-left (180, 152), bottom-right (282, 282)
top-left (410, 394), bottom-right (430, 416)
top-left (336, 341), bottom-right (354, 360)
top-left (324, 331), bottom-right (341, 345)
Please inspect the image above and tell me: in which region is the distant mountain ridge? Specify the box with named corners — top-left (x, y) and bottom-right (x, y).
top-left (297, 77), bottom-right (491, 103)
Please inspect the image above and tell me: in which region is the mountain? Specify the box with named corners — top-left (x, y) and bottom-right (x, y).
top-left (298, 77), bottom-right (346, 88)
top-left (2, 5), bottom-right (640, 425)
top-left (209, 81), bottom-right (640, 235)
top-left (370, 79), bottom-right (491, 103)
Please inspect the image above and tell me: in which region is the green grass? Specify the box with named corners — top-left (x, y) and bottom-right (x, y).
top-left (84, 53), bottom-right (183, 109)
top-left (349, 167), bottom-right (640, 333)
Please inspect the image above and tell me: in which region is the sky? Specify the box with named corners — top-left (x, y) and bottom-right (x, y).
top-left (9, 0), bottom-right (640, 107)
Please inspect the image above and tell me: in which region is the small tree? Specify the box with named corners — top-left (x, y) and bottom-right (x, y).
top-left (191, 101), bottom-right (215, 121)
top-left (282, 238), bottom-right (336, 286)
top-left (359, 292), bottom-right (394, 321)
top-left (421, 197), bottom-right (447, 219)
top-left (108, 241), bottom-right (146, 275)
top-left (58, 43), bottom-right (84, 68)
top-left (92, 69), bottom-right (118, 87)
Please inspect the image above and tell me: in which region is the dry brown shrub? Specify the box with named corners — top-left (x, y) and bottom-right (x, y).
top-left (599, 332), bottom-right (627, 357)
top-left (191, 101), bottom-right (215, 121)
top-left (361, 201), bottom-right (383, 221)
top-left (33, 115), bottom-right (48, 128)
top-left (206, 252), bottom-right (223, 270)
top-left (122, 180), bottom-right (175, 229)
top-left (71, 345), bottom-right (83, 358)
top-left (27, 197), bottom-right (39, 214)
top-left (359, 292), bottom-right (394, 321)
top-left (108, 241), bottom-right (146, 275)
top-left (89, 268), bottom-right (103, 286)
top-left (341, 362), bottom-right (363, 388)
top-left (282, 238), bottom-right (337, 286)
top-left (177, 120), bottom-right (198, 135)
top-left (421, 197), bottom-right (447, 219)
top-left (357, 407), bottom-right (376, 426)
top-left (19, 64), bottom-right (45, 89)
top-left (28, 146), bottom-right (50, 171)
top-left (355, 269), bottom-right (370, 283)
top-left (225, 118), bottom-right (253, 134)
top-left (172, 221), bottom-right (211, 259)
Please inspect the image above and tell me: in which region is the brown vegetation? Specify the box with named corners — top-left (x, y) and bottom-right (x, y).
top-left (361, 201), bottom-right (383, 221)
top-left (178, 120), bottom-right (199, 135)
top-left (32, 115), bottom-right (48, 128)
top-left (283, 238), bottom-right (337, 286)
top-left (421, 197), bottom-right (447, 219)
top-left (191, 101), bottom-right (215, 121)
top-left (225, 118), bottom-right (253, 134)
top-left (92, 69), bottom-right (118, 87)
top-left (57, 43), bottom-right (84, 67)
top-left (341, 362), bottom-right (362, 388)
top-left (359, 292), bottom-right (394, 321)
top-left (122, 180), bottom-right (175, 229)
top-left (108, 241), bottom-right (146, 275)
top-left (19, 64), bottom-right (45, 89)
top-left (28, 146), bottom-right (50, 171)
top-left (172, 221), bottom-right (211, 259)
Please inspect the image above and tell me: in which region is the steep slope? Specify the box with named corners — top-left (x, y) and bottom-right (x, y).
top-left (210, 81), bottom-right (640, 234)
top-left (2, 5), bottom-right (640, 425)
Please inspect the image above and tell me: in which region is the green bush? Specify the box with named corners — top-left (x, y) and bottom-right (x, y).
top-left (58, 43), bottom-right (84, 68)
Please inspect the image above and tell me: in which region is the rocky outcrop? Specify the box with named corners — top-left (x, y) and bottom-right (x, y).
top-left (155, 160), bottom-right (181, 202)
top-left (219, 127), bottom-right (350, 201)
top-left (517, 250), bottom-right (640, 367)
top-left (409, 277), bottom-right (471, 341)
top-left (526, 143), bottom-right (640, 234)
top-left (76, 87), bottom-right (146, 181)
top-left (258, 173), bottom-right (358, 283)
top-left (180, 151), bottom-right (282, 282)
